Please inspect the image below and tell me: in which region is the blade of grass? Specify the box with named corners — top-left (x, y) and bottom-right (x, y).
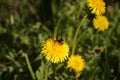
top-left (24, 53), bottom-right (36, 80)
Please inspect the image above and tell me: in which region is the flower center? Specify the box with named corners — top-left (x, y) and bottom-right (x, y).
top-left (93, 0), bottom-right (104, 9)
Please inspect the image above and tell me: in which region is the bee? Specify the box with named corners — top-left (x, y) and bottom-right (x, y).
top-left (55, 35), bottom-right (64, 44)
top-left (95, 47), bottom-right (104, 53)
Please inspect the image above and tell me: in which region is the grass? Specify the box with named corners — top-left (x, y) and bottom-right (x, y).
top-left (0, 0), bottom-right (120, 80)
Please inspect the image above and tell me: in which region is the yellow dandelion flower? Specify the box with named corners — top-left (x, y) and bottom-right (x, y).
top-left (67, 55), bottom-right (85, 72)
top-left (41, 37), bottom-right (69, 63)
top-left (93, 15), bottom-right (109, 31)
top-left (87, 0), bottom-right (106, 15)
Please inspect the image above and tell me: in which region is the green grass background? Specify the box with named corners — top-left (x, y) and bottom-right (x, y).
top-left (0, 0), bottom-right (120, 80)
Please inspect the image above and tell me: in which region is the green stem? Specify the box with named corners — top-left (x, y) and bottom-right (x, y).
top-left (53, 18), bottom-right (62, 37)
top-left (45, 61), bottom-right (51, 80)
top-left (71, 15), bottom-right (88, 55)
top-left (24, 54), bottom-right (35, 80)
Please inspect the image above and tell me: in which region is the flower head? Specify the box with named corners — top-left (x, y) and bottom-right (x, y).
top-left (41, 38), bottom-right (69, 63)
top-left (87, 0), bottom-right (106, 15)
top-left (67, 55), bottom-right (85, 72)
top-left (93, 15), bottom-right (109, 31)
